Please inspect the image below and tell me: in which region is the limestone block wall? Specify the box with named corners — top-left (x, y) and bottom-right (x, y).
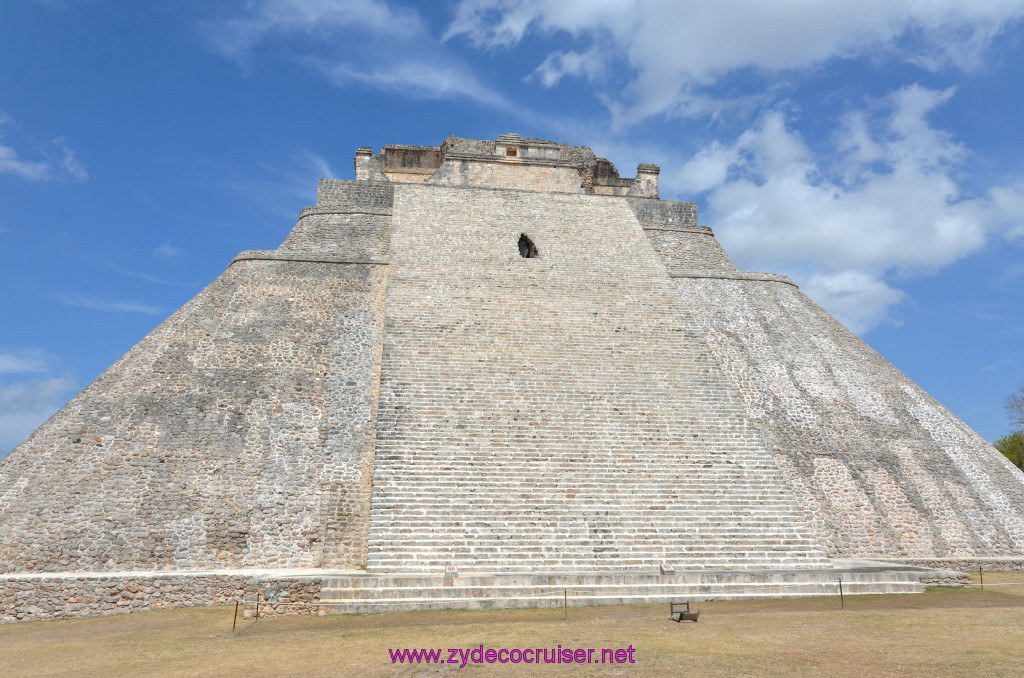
top-left (626, 164), bottom-right (660, 198)
top-left (676, 277), bottom-right (1024, 559)
top-left (0, 170), bottom-right (399, 575)
top-left (628, 198), bottom-right (737, 274)
top-left (0, 573), bottom-right (321, 622)
top-left (627, 197), bottom-right (698, 227)
top-left (425, 157), bottom-right (584, 194)
top-left (0, 258), bottom-right (387, 573)
top-left (278, 207), bottom-right (391, 261)
top-left (367, 184), bottom-right (829, 572)
top-left (642, 227), bottom-right (738, 274)
top-left (316, 179), bottom-right (394, 211)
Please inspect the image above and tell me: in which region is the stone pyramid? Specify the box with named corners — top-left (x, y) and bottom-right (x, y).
top-left (2, 133), bottom-right (1022, 620)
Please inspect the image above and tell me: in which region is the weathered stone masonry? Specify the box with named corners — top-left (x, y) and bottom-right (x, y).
top-left (0, 180), bottom-right (393, 576)
top-left (2, 133), bottom-right (1023, 621)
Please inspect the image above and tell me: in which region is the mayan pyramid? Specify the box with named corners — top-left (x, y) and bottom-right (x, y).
top-left (3, 133), bottom-right (1023, 620)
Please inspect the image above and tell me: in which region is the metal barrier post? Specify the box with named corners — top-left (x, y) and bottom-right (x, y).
top-left (838, 578), bottom-right (844, 610)
top-left (232, 601), bottom-right (239, 636)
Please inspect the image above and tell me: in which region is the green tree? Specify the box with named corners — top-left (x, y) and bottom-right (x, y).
top-left (995, 431), bottom-right (1024, 470)
top-left (1007, 381), bottom-right (1024, 431)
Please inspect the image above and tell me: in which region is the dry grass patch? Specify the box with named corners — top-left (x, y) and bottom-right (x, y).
top-left (2, 577), bottom-right (1024, 677)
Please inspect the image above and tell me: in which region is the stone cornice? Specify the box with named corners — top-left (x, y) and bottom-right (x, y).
top-left (230, 250), bottom-right (389, 266)
top-left (668, 270), bottom-right (798, 287)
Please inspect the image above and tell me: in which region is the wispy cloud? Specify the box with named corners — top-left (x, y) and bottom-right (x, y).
top-left (204, 0), bottom-right (423, 62)
top-left (0, 346), bottom-right (77, 452)
top-left (211, 149), bottom-right (335, 221)
top-left (112, 266), bottom-right (195, 288)
top-left (982, 358), bottom-right (1016, 372)
top-left (999, 262), bottom-right (1024, 285)
top-left (309, 56), bottom-right (512, 109)
top-left (154, 242), bottom-right (186, 257)
top-left (0, 110), bottom-right (88, 181)
top-left (56, 292), bottom-right (162, 315)
top-left (0, 109), bottom-right (49, 180)
top-left (0, 349), bottom-right (54, 374)
top-left (0, 374), bottom-right (77, 452)
top-left (46, 137), bottom-right (89, 180)
top-left (201, 0), bottom-right (520, 115)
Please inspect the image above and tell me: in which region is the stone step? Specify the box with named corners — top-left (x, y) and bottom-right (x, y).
top-left (366, 537), bottom-right (822, 548)
top-left (369, 532), bottom-right (810, 541)
top-left (366, 560), bottom-right (831, 573)
top-left (321, 580), bottom-right (920, 602)
top-left (367, 530), bottom-right (817, 539)
top-left (372, 490), bottom-right (802, 498)
top-left (323, 568), bottom-right (920, 588)
top-left (366, 553), bottom-right (827, 561)
top-left (370, 502), bottom-right (806, 511)
top-left (369, 507), bottom-right (807, 516)
top-left (368, 515), bottom-right (811, 525)
top-left (314, 566), bottom-right (927, 613)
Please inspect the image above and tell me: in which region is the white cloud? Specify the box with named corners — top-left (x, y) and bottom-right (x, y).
top-left (0, 110), bottom-right (88, 181)
top-left (112, 267), bottom-right (195, 288)
top-left (154, 242), bottom-right (186, 257)
top-left (981, 357), bottom-right (1016, 372)
top-left (47, 137), bottom-right (89, 181)
top-left (203, 0), bottom-right (516, 112)
top-left (531, 48), bottom-right (606, 88)
top-left (0, 142), bottom-right (49, 179)
top-left (212, 148), bottom-right (345, 221)
top-left (0, 349), bottom-right (53, 374)
top-left (802, 271), bottom-right (907, 335)
top-left (310, 57), bottom-right (511, 109)
top-left (988, 185), bottom-right (1024, 240)
top-left (0, 375), bottom-right (77, 453)
top-left (205, 0), bottom-right (423, 62)
top-left (446, 0), bottom-right (1024, 123)
top-left (0, 376), bottom-right (75, 415)
top-left (0, 109), bottom-right (50, 179)
top-left (0, 347), bottom-right (76, 451)
top-left (56, 293), bottom-right (162, 315)
top-left (662, 85), bottom-right (1021, 333)
top-left (295, 149), bottom-right (336, 181)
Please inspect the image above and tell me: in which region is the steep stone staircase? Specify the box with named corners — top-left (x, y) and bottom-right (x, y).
top-left (368, 448), bottom-right (829, 572)
top-left (366, 185), bottom-right (831, 575)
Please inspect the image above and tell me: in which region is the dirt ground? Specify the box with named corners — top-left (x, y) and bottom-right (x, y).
top-left (2, 572), bottom-right (1023, 677)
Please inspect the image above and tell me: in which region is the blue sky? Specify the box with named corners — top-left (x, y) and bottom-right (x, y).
top-left (1, 0), bottom-right (1023, 454)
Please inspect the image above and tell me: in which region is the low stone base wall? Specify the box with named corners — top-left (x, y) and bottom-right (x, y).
top-left (887, 557), bottom-right (1024, 574)
top-left (1, 573), bottom-right (322, 623)
top-left (914, 570), bottom-right (970, 586)
top-left (244, 579), bottom-right (322, 619)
